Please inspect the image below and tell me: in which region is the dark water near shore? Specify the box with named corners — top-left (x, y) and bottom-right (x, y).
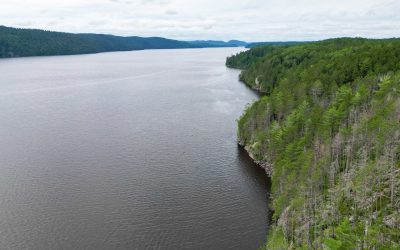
top-left (0, 48), bottom-right (270, 249)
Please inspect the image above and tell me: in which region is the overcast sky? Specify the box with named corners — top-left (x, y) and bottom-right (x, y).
top-left (0, 0), bottom-right (399, 41)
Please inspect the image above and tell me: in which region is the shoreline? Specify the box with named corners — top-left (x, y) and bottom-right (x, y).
top-left (237, 142), bottom-right (273, 176)
top-left (235, 70), bottom-right (272, 176)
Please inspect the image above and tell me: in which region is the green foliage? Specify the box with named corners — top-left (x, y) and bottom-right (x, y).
top-left (323, 219), bottom-right (357, 250)
top-left (247, 41), bottom-right (307, 49)
top-left (226, 45), bottom-right (283, 69)
top-left (229, 38), bottom-right (400, 249)
top-left (265, 226), bottom-right (290, 250)
top-left (227, 38), bottom-right (400, 93)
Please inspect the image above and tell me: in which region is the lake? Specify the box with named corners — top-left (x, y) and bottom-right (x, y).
top-left (0, 48), bottom-right (270, 249)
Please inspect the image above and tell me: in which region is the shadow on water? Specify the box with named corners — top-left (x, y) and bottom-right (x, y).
top-left (236, 144), bottom-right (273, 238)
top-left (226, 67), bottom-right (266, 98)
top-left (236, 145), bottom-right (271, 188)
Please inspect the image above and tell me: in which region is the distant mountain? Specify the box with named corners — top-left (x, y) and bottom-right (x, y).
top-left (189, 40), bottom-right (309, 49)
top-left (227, 40), bottom-right (249, 47)
top-left (188, 40), bottom-right (248, 47)
top-left (246, 41), bottom-right (308, 48)
top-left (0, 25), bottom-right (311, 58)
top-left (0, 26), bottom-right (246, 58)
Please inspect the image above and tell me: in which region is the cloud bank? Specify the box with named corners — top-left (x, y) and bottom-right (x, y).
top-left (1, 0), bottom-right (399, 41)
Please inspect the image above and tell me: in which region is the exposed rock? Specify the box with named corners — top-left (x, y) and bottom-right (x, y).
top-left (240, 144), bottom-right (273, 176)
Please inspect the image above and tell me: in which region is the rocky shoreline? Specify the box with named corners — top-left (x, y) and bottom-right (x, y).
top-left (238, 141), bottom-right (273, 176)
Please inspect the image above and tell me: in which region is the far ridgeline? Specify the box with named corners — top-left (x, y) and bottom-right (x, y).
top-left (227, 38), bottom-right (400, 249)
top-left (0, 26), bottom-right (201, 58)
top-left (0, 25), bottom-right (248, 58)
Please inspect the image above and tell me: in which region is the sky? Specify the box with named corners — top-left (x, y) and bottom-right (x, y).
top-left (0, 0), bottom-right (399, 42)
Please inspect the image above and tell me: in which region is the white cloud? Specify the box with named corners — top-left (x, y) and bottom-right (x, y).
top-left (0, 0), bottom-right (399, 41)
top-left (165, 10), bottom-right (179, 16)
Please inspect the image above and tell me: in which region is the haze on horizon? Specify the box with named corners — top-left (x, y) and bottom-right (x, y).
top-left (1, 0), bottom-right (399, 42)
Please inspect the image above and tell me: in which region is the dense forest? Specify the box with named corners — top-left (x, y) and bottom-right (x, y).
top-left (0, 26), bottom-right (244, 58)
top-left (227, 38), bottom-right (400, 249)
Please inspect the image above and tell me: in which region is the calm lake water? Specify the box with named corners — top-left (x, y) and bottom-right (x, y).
top-left (0, 48), bottom-right (270, 249)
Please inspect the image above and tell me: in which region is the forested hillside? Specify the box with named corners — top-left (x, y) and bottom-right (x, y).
top-left (0, 25), bottom-right (239, 58)
top-left (227, 38), bottom-right (400, 249)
